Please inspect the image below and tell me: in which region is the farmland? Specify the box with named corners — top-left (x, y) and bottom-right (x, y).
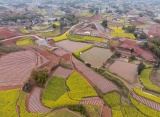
top-left (39, 29), bottom-right (60, 37)
top-left (16, 36), bottom-right (35, 46)
top-left (109, 61), bottom-right (138, 83)
top-left (80, 47), bottom-right (113, 68)
top-left (42, 76), bottom-right (79, 108)
top-left (20, 28), bottom-right (30, 34)
top-left (66, 72), bottom-right (97, 101)
top-left (0, 89), bottom-right (20, 117)
top-left (55, 40), bottom-right (91, 52)
top-left (70, 35), bottom-right (109, 42)
top-left (139, 68), bottom-right (160, 93)
top-left (53, 35), bottom-right (68, 42)
top-left (32, 25), bottom-right (50, 31)
top-left (109, 27), bottom-right (136, 39)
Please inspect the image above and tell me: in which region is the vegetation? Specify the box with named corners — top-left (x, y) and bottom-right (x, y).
top-left (137, 61), bottom-right (146, 75)
top-left (102, 20), bottom-right (108, 28)
top-left (126, 26), bottom-right (136, 33)
top-left (53, 34), bottom-right (68, 42)
top-left (109, 27), bottom-right (135, 39)
top-left (30, 68), bottom-right (49, 85)
top-left (74, 45), bottom-right (92, 56)
top-left (32, 25), bottom-right (50, 31)
top-left (68, 105), bottom-right (86, 116)
top-left (72, 53), bottom-right (85, 62)
top-left (66, 72), bottom-right (97, 101)
top-left (0, 89), bottom-right (20, 117)
top-left (83, 104), bottom-right (100, 117)
top-left (130, 96), bottom-right (160, 117)
top-left (0, 45), bottom-right (26, 53)
top-left (54, 22), bottom-right (60, 26)
top-left (139, 68), bottom-right (160, 93)
top-left (101, 71), bottom-right (130, 97)
top-left (133, 88), bottom-right (160, 104)
top-left (121, 102), bottom-right (146, 117)
top-left (20, 28), bottom-right (30, 34)
top-left (47, 109), bottom-right (80, 117)
top-left (69, 35), bottom-right (109, 42)
top-left (141, 39), bottom-right (160, 58)
top-left (42, 76), bottom-right (66, 101)
top-left (112, 110), bottom-right (123, 117)
top-left (130, 55), bottom-right (135, 61)
top-left (103, 92), bottom-right (121, 110)
top-left (42, 76), bottom-right (79, 108)
top-left (16, 36), bottom-right (35, 46)
top-left (39, 29), bottom-right (60, 38)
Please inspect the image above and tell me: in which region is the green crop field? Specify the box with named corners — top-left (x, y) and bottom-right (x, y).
top-left (16, 36), bottom-right (35, 46)
top-left (42, 76), bottom-right (79, 108)
top-left (66, 72), bottom-right (97, 101)
top-left (39, 30), bottom-right (60, 38)
top-left (0, 89), bottom-right (20, 117)
top-left (53, 34), bottom-right (68, 42)
top-left (139, 68), bottom-right (160, 93)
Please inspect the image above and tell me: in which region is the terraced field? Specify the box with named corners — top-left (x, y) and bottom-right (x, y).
top-left (72, 56), bottom-right (119, 93)
top-left (0, 51), bottom-right (36, 89)
top-left (28, 87), bottom-right (51, 113)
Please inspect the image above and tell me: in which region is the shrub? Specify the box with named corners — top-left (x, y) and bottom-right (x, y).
top-left (72, 53), bottom-right (85, 62)
top-left (66, 72), bottom-right (97, 101)
top-left (68, 105), bottom-right (86, 116)
top-left (130, 55), bottom-right (135, 61)
top-left (30, 68), bottom-right (49, 85)
top-left (103, 92), bottom-right (121, 110)
top-left (137, 61), bottom-right (146, 75)
top-left (139, 68), bottom-right (160, 93)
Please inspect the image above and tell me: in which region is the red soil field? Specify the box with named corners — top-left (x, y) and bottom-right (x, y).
top-left (0, 51), bottom-right (36, 89)
top-left (79, 97), bottom-right (104, 106)
top-left (1, 37), bottom-right (21, 45)
top-left (0, 28), bottom-right (17, 40)
top-left (52, 66), bottom-right (74, 78)
top-left (53, 48), bottom-right (69, 57)
top-left (27, 87), bottom-right (51, 113)
top-left (109, 61), bottom-right (138, 83)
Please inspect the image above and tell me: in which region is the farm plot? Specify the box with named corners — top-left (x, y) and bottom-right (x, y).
top-left (42, 76), bottom-right (79, 108)
top-left (32, 25), bottom-right (50, 31)
top-left (52, 66), bottom-right (74, 78)
top-left (55, 40), bottom-right (91, 52)
top-left (16, 36), bottom-right (35, 46)
top-left (53, 34), bottom-right (68, 42)
top-left (27, 87), bottom-right (51, 113)
top-left (0, 28), bottom-right (17, 40)
top-left (139, 68), bottom-right (160, 93)
top-left (53, 48), bottom-right (69, 57)
top-left (66, 72), bottom-right (97, 101)
top-left (0, 89), bottom-right (20, 117)
top-left (0, 51), bottom-right (36, 89)
top-left (109, 27), bottom-right (135, 39)
top-left (109, 61), bottom-right (138, 83)
top-left (72, 56), bottom-right (119, 93)
top-left (39, 29), bottom-right (60, 38)
top-left (80, 47), bottom-right (113, 68)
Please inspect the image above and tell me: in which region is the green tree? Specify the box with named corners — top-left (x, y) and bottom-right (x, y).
top-left (130, 55), bottom-right (135, 61)
top-left (137, 61), bottom-right (146, 75)
top-left (102, 20), bottom-right (108, 28)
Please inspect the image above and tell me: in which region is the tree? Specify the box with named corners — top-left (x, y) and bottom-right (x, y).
top-left (52, 24), bottom-right (57, 29)
top-left (127, 26), bottom-right (136, 33)
top-left (137, 61), bottom-right (146, 75)
top-left (102, 20), bottom-right (108, 28)
top-left (115, 51), bottom-right (121, 57)
top-left (139, 13), bottom-right (144, 17)
top-left (95, 10), bottom-right (99, 15)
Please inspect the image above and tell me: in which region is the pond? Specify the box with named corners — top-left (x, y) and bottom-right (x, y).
top-left (80, 47), bottom-right (113, 68)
